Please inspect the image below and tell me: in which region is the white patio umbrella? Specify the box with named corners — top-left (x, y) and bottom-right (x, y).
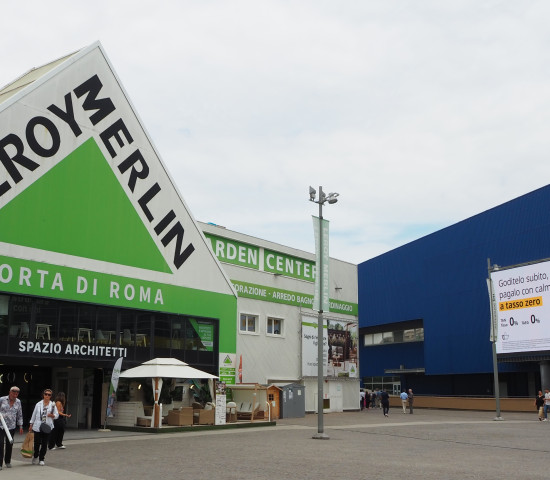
top-left (119, 357), bottom-right (218, 428)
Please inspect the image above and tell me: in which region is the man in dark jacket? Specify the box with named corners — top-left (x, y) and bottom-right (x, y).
top-left (408, 388), bottom-right (414, 414)
top-left (380, 390), bottom-right (390, 417)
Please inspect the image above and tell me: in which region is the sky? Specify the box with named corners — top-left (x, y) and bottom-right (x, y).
top-left (2, 1), bottom-right (550, 265)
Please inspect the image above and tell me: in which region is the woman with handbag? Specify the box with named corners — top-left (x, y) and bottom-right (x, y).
top-left (28, 389), bottom-right (58, 466)
top-left (48, 392), bottom-right (71, 450)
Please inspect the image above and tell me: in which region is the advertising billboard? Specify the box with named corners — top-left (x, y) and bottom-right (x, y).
top-left (490, 260), bottom-right (550, 354)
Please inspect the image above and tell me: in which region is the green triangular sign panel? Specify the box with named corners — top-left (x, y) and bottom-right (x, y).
top-left (0, 138), bottom-right (171, 273)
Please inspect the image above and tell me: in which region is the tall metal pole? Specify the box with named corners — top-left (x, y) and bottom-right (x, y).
top-left (309, 185), bottom-right (338, 440)
top-left (487, 258), bottom-right (503, 421)
top-left (314, 193), bottom-right (327, 438)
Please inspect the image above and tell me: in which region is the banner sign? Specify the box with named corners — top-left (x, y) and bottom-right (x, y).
top-left (301, 315), bottom-right (328, 377)
top-left (263, 249), bottom-right (316, 282)
top-left (490, 260), bottom-right (550, 354)
top-left (231, 279), bottom-right (357, 316)
top-left (219, 353), bottom-right (236, 385)
top-left (486, 277), bottom-right (498, 343)
top-left (107, 357), bottom-right (123, 418)
top-left (204, 232), bottom-right (316, 282)
top-left (312, 216), bottom-right (330, 312)
top-left (204, 233), bottom-right (260, 270)
top-left (327, 319), bottom-right (358, 378)
top-left (0, 254), bottom-right (226, 315)
top-left (190, 319), bottom-right (214, 351)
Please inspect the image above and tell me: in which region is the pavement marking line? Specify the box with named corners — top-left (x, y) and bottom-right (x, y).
top-left (321, 419), bottom-right (536, 429)
top-left (44, 418), bottom-right (538, 448)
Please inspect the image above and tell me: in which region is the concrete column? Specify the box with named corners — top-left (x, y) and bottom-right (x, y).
top-left (540, 361), bottom-right (550, 390)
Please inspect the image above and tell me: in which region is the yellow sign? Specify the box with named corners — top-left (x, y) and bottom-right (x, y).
top-left (499, 296), bottom-right (543, 311)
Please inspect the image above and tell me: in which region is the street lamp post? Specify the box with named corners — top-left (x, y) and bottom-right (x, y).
top-left (309, 186), bottom-right (339, 440)
top-left (487, 258), bottom-right (503, 421)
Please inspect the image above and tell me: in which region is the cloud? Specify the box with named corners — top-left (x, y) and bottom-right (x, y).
top-left (2, 1), bottom-right (550, 264)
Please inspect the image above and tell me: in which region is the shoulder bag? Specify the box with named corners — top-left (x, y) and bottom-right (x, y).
top-left (39, 404), bottom-right (53, 434)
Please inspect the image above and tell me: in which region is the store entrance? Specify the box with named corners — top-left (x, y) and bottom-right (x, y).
top-left (0, 365), bottom-right (52, 427)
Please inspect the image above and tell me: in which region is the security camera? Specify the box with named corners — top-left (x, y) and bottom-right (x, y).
top-left (309, 186), bottom-right (316, 201)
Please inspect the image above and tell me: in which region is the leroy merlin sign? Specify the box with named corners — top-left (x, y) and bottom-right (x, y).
top-left (0, 43), bottom-right (240, 359)
top-left (0, 42), bottom-right (236, 299)
top-left (0, 77), bottom-right (193, 271)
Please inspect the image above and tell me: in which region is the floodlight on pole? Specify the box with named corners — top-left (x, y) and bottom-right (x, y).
top-left (308, 185), bottom-right (339, 440)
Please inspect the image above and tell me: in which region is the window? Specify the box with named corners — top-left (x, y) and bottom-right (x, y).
top-left (267, 317), bottom-right (283, 336)
top-left (240, 314), bottom-right (258, 334)
top-left (363, 327), bottom-right (424, 347)
top-left (362, 376), bottom-right (401, 395)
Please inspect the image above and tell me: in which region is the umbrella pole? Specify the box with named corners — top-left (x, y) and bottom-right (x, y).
top-left (153, 377), bottom-right (162, 428)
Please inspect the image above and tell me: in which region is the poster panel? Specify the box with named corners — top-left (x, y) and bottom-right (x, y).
top-left (301, 315), bottom-right (328, 376)
top-left (490, 261), bottom-right (550, 354)
top-left (327, 319), bottom-right (358, 378)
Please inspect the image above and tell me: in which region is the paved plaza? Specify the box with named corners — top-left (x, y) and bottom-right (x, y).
top-left (3, 408), bottom-right (548, 479)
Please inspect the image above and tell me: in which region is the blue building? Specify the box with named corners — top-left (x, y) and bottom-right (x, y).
top-left (358, 184), bottom-right (550, 397)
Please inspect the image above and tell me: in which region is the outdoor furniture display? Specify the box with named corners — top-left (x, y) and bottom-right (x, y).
top-left (143, 405), bottom-right (153, 416)
top-left (192, 402), bottom-right (204, 424)
top-left (192, 402), bottom-right (216, 425)
top-left (167, 407), bottom-right (193, 426)
top-left (136, 403), bottom-right (153, 427)
top-left (237, 401), bottom-right (260, 420)
top-left (119, 358), bottom-right (219, 428)
top-left (226, 401), bottom-right (237, 423)
top-left (106, 402), bottom-right (153, 427)
top-left (198, 403), bottom-right (215, 425)
top-left (228, 383), bottom-right (270, 422)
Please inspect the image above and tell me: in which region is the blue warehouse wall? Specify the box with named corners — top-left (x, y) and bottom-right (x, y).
top-left (362, 342), bottom-right (425, 376)
top-left (359, 184), bottom-right (550, 377)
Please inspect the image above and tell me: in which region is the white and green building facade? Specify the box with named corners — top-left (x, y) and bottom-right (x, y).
top-left (0, 42), bottom-right (358, 426)
top-left (201, 223), bottom-right (359, 413)
top-left (0, 43), bottom-right (237, 426)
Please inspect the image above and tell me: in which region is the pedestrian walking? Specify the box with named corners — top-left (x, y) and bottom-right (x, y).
top-left (543, 388), bottom-right (550, 421)
top-left (29, 389), bottom-right (58, 466)
top-left (535, 390), bottom-right (545, 421)
top-left (408, 388), bottom-right (414, 414)
top-left (365, 390), bottom-right (371, 410)
top-left (49, 392), bottom-right (71, 450)
top-left (380, 389), bottom-right (390, 417)
top-left (400, 390), bottom-right (408, 414)
top-left (0, 386), bottom-right (24, 469)
top-left (374, 388), bottom-right (381, 408)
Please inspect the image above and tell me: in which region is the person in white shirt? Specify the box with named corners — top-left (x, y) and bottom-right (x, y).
top-left (0, 386), bottom-right (24, 469)
top-left (29, 389), bottom-right (58, 466)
